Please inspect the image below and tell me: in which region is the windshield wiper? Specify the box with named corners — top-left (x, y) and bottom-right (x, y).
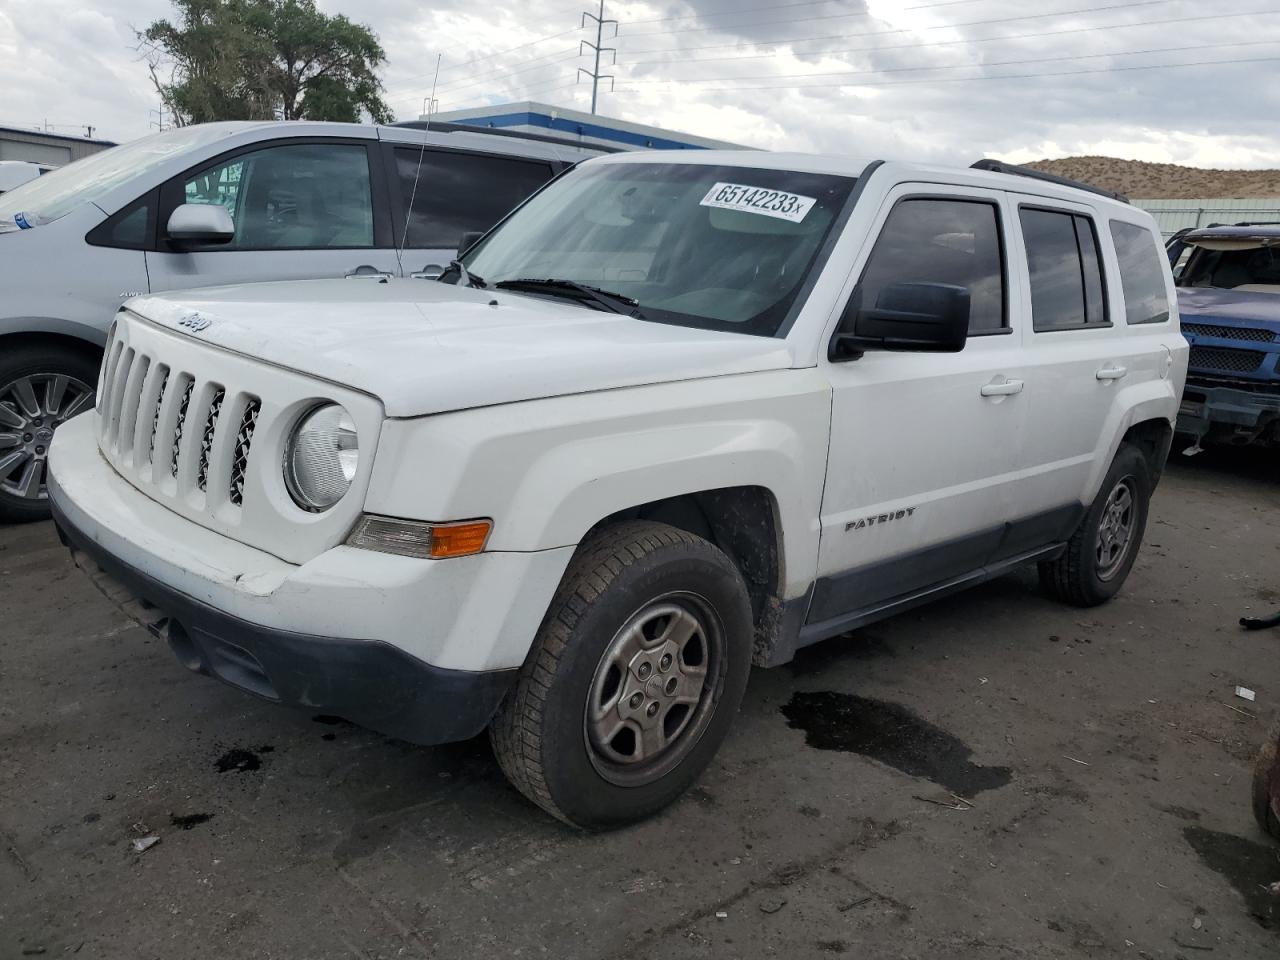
top-left (437, 260), bottom-right (487, 289)
top-left (492, 278), bottom-right (642, 316)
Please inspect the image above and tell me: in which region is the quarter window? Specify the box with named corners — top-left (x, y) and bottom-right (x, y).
top-left (857, 198), bottom-right (1006, 333)
top-left (1020, 207), bottom-right (1108, 331)
top-left (178, 143), bottom-right (374, 250)
top-left (1110, 220), bottom-right (1171, 324)
top-left (394, 148), bottom-right (554, 248)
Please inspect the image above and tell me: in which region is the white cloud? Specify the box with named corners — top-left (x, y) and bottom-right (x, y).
top-left (3, 0), bottom-right (1277, 169)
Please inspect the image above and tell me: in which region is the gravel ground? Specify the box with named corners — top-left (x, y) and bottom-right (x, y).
top-left (1, 448), bottom-right (1278, 960)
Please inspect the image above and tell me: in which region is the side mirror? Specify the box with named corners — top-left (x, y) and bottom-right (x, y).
top-left (459, 230), bottom-right (485, 254)
top-left (166, 203), bottom-right (235, 247)
top-left (830, 281), bottom-right (970, 360)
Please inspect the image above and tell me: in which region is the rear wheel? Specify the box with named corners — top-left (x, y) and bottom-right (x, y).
top-left (1039, 443), bottom-right (1151, 606)
top-left (0, 346), bottom-right (98, 523)
top-left (489, 521), bottom-right (753, 829)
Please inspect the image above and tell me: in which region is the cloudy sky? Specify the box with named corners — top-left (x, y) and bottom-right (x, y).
top-left (1, 0), bottom-right (1276, 166)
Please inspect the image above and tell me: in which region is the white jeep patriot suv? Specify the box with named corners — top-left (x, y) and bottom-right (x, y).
top-left (48, 152), bottom-right (1187, 828)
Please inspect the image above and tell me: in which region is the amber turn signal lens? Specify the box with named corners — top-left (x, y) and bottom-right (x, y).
top-left (346, 516), bottom-right (492, 559)
top-left (428, 520), bottom-right (493, 558)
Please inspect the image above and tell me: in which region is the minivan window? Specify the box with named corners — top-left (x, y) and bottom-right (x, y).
top-left (394, 148), bottom-right (554, 248)
top-left (857, 198), bottom-right (1006, 334)
top-left (1021, 207), bottom-right (1108, 331)
top-left (1110, 220), bottom-right (1171, 323)
top-left (0, 124), bottom-right (235, 225)
top-left (461, 162), bottom-right (857, 337)
top-left (180, 143), bottom-right (373, 249)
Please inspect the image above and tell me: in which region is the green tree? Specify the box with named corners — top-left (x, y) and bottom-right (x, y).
top-left (139, 0), bottom-right (393, 126)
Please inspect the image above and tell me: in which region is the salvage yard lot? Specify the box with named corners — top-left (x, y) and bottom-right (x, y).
top-left (2, 451), bottom-right (1278, 959)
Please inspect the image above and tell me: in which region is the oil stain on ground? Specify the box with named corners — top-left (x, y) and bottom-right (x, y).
top-left (215, 748), bottom-right (264, 773)
top-left (781, 691), bottom-right (1012, 797)
top-left (1183, 825), bottom-right (1279, 930)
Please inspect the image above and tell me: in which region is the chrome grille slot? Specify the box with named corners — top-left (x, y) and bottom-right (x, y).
top-left (145, 366), bottom-right (170, 466)
top-left (170, 378), bottom-right (194, 478)
top-left (116, 355), bottom-right (151, 458)
top-left (229, 398), bottom-right (260, 508)
top-left (197, 388), bottom-right (225, 492)
top-left (104, 348), bottom-right (136, 446)
top-left (97, 325), bottom-right (121, 410)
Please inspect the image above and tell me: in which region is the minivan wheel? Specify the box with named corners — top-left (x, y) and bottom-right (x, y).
top-left (489, 520), bottom-right (753, 829)
top-left (0, 346), bottom-right (98, 523)
top-left (1039, 442), bottom-right (1151, 607)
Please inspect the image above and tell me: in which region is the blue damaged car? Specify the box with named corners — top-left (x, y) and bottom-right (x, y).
top-left (1167, 223), bottom-right (1280, 447)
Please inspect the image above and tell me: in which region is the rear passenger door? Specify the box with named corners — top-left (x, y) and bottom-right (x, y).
top-left (382, 143), bottom-right (557, 278)
top-left (147, 139), bottom-right (402, 292)
top-left (1009, 198), bottom-right (1166, 523)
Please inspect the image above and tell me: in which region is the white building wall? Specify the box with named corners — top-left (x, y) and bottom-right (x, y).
top-left (1135, 198), bottom-right (1280, 238)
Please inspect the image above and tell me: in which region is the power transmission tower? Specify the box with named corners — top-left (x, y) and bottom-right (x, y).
top-left (578, 0), bottom-right (617, 115)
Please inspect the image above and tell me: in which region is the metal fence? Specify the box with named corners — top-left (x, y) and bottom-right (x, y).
top-left (1135, 198), bottom-right (1280, 238)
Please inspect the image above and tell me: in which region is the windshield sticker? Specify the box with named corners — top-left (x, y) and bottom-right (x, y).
top-left (699, 182), bottom-right (817, 223)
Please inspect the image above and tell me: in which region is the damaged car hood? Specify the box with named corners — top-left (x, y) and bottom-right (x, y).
top-left (1177, 287), bottom-right (1280, 326)
top-left (128, 279), bottom-right (796, 418)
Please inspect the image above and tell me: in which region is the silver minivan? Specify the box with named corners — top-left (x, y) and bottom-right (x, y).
top-left (0, 120), bottom-right (601, 520)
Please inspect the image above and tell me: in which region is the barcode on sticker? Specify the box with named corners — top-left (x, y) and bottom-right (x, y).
top-left (699, 182), bottom-right (817, 223)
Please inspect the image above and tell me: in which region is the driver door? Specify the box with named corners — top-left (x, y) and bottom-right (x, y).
top-left (147, 139), bottom-right (402, 292)
top-left (811, 185), bottom-right (1029, 627)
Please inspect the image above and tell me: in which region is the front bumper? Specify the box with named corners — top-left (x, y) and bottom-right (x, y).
top-left (54, 496), bottom-right (514, 744)
top-left (1176, 380), bottom-right (1280, 445)
top-left (47, 413), bottom-right (576, 744)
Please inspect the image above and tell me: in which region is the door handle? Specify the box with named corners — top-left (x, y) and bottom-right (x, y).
top-left (980, 378), bottom-right (1024, 397)
top-left (345, 265), bottom-right (394, 280)
top-left (1096, 365), bottom-right (1128, 381)
top-left (410, 263), bottom-right (445, 279)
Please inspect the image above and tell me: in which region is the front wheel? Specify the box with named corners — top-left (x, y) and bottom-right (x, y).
top-left (489, 521), bottom-right (753, 829)
top-left (1039, 442), bottom-right (1151, 607)
top-left (0, 345), bottom-right (99, 523)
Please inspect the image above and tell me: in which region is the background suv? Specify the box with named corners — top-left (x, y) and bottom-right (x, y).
top-left (0, 119), bottom-right (603, 521)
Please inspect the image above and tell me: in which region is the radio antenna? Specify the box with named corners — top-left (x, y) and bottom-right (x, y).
top-left (396, 52), bottom-right (443, 275)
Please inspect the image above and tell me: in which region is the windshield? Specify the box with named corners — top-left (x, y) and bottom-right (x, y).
top-left (0, 125), bottom-right (239, 225)
top-left (1178, 236), bottom-right (1280, 292)
top-left (461, 161), bottom-right (857, 336)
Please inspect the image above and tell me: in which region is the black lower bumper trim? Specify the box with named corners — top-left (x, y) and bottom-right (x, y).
top-left (51, 496), bottom-right (516, 746)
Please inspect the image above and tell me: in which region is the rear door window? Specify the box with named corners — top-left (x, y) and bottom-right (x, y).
top-left (1020, 207), bottom-right (1108, 331)
top-left (857, 197), bottom-right (1006, 334)
top-left (1110, 220), bottom-right (1171, 324)
top-left (393, 148), bottom-right (554, 248)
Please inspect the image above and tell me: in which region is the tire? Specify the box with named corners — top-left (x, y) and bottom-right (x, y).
top-left (1039, 442), bottom-right (1151, 607)
top-left (1252, 717), bottom-right (1280, 842)
top-left (0, 344), bottom-right (99, 523)
top-left (489, 520), bottom-right (754, 829)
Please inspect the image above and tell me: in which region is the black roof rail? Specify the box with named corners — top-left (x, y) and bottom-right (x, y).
top-left (970, 158), bottom-right (1129, 204)
top-left (390, 120), bottom-right (623, 154)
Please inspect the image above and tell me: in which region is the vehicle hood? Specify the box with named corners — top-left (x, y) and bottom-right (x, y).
top-left (128, 279), bottom-right (796, 417)
top-left (1177, 287), bottom-right (1280, 327)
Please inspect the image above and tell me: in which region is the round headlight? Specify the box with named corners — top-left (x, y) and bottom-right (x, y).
top-left (284, 403), bottom-right (358, 511)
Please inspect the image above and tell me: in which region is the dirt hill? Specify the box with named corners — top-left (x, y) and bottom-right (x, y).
top-left (1023, 156), bottom-right (1280, 199)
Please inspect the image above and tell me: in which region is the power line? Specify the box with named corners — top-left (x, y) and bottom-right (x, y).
top-left (618, 7), bottom-right (1269, 68)
top-left (613, 0), bottom-right (1186, 54)
top-left (623, 0), bottom-right (993, 27)
top-left (614, 0), bottom-right (1166, 39)
top-left (428, 52), bottom-right (581, 98)
top-left (616, 37), bottom-right (1280, 85)
top-left (613, 53), bottom-right (1280, 93)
